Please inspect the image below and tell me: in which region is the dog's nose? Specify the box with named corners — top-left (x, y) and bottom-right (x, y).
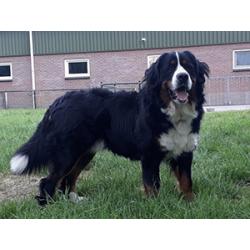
top-left (177, 73), bottom-right (188, 83)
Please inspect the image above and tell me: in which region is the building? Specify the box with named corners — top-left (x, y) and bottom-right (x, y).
top-left (0, 31), bottom-right (250, 108)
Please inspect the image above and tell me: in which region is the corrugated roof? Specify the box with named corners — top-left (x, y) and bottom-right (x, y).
top-left (1, 31), bottom-right (250, 57)
top-left (0, 31), bottom-right (30, 57)
top-left (32, 31), bottom-right (250, 55)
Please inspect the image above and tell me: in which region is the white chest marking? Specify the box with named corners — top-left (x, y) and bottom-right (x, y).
top-left (159, 102), bottom-right (199, 157)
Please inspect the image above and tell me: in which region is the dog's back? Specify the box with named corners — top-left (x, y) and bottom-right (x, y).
top-left (10, 88), bottom-right (141, 176)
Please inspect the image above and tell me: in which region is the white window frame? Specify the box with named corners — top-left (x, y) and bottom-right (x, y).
top-left (0, 63), bottom-right (13, 81)
top-left (147, 55), bottom-right (160, 68)
top-left (64, 59), bottom-right (90, 79)
top-left (233, 49), bottom-right (250, 70)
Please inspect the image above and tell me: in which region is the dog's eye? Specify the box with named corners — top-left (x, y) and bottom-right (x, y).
top-left (184, 63), bottom-right (195, 71)
top-left (181, 59), bottom-right (188, 65)
top-left (170, 60), bottom-right (177, 65)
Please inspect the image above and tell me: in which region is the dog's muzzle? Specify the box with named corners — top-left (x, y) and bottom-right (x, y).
top-left (171, 73), bottom-right (190, 103)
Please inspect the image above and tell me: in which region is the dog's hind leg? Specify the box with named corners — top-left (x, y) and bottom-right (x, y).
top-left (35, 153), bottom-right (81, 206)
top-left (58, 153), bottom-right (95, 203)
top-left (36, 173), bottom-right (63, 206)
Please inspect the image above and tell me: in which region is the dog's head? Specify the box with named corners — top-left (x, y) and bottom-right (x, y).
top-left (144, 51), bottom-right (209, 106)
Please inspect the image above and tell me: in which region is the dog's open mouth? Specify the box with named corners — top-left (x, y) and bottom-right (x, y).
top-left (169, 88), bottom-right (189, 103)
top-left (176, 90), bottom-right (189, 103)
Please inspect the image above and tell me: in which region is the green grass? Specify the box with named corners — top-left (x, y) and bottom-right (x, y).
top-left (0, 109), bottom-right (250, 218)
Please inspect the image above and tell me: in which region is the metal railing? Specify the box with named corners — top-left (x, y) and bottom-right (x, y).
top-left (100, 81), bottom-right (143, 92)
top-left (0, 90), bottom-right (33, 109)
top-left (206, 75), bottom-right (250, 105)
top-left (101, 76), bottom-right (250, 106)
top-left (0, 75), bottom-right (250, 109)
top-left (0, 88), bottom-right (84, 109)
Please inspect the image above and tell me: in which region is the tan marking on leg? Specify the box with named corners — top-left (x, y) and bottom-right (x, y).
top-left (172, 167), bottom-right (194, 201)
top-left (144, 184), bottom-right (159, 197)
top-left (179, 174), bottom-right (194, 201)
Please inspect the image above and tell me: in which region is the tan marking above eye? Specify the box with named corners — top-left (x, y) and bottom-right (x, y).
top-left (170, 60), bottom-right (177, 65)
top-left (182, 59), bottom-right (187, 64)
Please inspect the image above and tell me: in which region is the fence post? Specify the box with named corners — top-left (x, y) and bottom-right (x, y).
top-left (138, 81), bottom-right (141, 91)
top-left (4, 92), bottom-right (8, 109)
top-left (207, 79), bottom-right (211, 105)
top-left (226, 77), bottom-right (231, 105)
top-left (32, 90), bottom-right (37, 109)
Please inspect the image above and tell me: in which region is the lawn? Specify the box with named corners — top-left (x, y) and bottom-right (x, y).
top-left (0, 109), bottom-right (249, 218)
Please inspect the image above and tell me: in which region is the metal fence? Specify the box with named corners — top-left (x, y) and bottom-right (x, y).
top-left (0, 89), bottom-right (83, 109)
top-left (0, 75), bottom-right (250, 109)
top-left (100, 82), bottom-right (143, 92)
top-left (101, 76), bottom-right (250, 106)
top-left (206, 75), bottom-right (250, 105)
top-left (0, 90), bottom-right (33, 109)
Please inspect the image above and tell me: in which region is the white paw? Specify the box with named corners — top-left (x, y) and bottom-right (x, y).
top-left (68, 192), bottom-right (87, 204)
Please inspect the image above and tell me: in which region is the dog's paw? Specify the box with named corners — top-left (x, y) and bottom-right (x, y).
top-left (68, 192), bottom-right (88, 204)
top-left (182, 192), bottom-right (195, 202)
top-left (35, 195), bottom-right (48, 206)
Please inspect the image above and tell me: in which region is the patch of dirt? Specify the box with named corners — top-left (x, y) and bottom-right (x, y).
top-left (0, 170), bottom-right (92, 203)
top-left (0, 173), bottom-right (40, 202)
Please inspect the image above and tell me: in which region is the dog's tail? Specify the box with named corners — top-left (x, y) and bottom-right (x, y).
top-left (10, 116), bottom-right (51, 175)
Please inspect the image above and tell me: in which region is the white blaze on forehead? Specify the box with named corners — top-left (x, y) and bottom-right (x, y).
top-left (171, 52), bottom-right (192, 90)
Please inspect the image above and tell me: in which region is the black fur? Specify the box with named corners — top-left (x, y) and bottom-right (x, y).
top-left (11, 51), bottom-right (209, 205)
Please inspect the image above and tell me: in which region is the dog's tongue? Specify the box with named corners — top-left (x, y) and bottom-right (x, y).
top-left (176, 90), bottom-right (188, 102)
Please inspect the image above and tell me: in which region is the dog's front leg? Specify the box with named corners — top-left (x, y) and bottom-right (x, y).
top-left (173, 152), bottom-right (194, 201)
top-left (141, 152), bottom-right (164, 197)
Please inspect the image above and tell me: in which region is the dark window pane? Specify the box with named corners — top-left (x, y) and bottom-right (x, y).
top-left (236, 51), bottom-right (250, 66)
top-left (68, 62), bottom-right (88, 74)
top-left (0, 65), bottom-right (11, 77)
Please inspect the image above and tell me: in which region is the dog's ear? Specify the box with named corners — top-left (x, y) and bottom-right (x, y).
top-left (144, 59), bottom-right (160, 85)
top-left (143, 53), bottom-right (167, 86)
top-left (197, 60), bottom-right (210, 84)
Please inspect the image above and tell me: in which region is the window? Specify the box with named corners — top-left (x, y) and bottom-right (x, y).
top-left (64, 59), bottom-right (90, 79)
top-left (147, 55), bottom-right (160, 68)
top-left (233, 49), bottom-right (250, 70)
top-left (0, 63), bottom-right (13, 81)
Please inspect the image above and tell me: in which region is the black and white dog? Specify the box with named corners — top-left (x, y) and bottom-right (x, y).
top-left (10, 51), bottom-right (209, 205)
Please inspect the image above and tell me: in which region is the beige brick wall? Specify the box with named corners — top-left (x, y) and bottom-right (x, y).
top-left (0, 56), bottom-right (32, 108)
top-left (34, 43), bottom-right (250, 91)
top-left (1, 43), bottom-right (250, 107)
top-left (0, 56), bottom-right (32, 91)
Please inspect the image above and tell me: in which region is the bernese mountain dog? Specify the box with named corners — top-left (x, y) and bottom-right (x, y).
top-left (10, 51), bottom-right (209, 206)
